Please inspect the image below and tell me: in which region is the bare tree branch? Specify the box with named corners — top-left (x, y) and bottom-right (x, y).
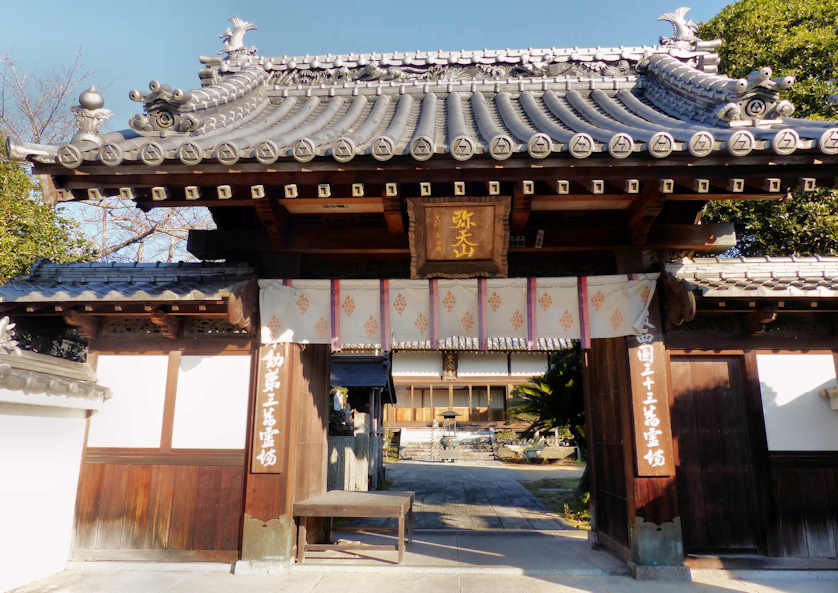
top-left (0, 51), bottom-right (216, 262)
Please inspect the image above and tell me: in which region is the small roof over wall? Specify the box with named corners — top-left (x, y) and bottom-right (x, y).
top-left (0, 262), bottom-right (257, 340)
top-left (0, 318), bottom-right (110, 410)
top-left (330, 355), bottom-right (395, 404)
top-left (667, 257), bottom-right (838, 298)
top-left (0, 260), bottom-right (254, 302)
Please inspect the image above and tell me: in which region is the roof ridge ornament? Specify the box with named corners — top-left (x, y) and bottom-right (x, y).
top-left (658, 7), bottom-right (699, 44)
top-left (70, 87), bottom-right (112, 147)
top-left (0, 317), bottom-right (21, 356)
top-left (220, 17), bottom-right (257, 59)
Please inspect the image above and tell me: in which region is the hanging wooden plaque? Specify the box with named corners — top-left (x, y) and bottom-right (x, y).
top-left (251, 342), bottom-right (288, 474)
top-left (406, 196), bottom-right (510, 278)
top-left (628, 311), bottom-right (676, 477)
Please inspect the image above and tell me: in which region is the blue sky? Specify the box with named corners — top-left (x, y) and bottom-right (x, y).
top-left (3, 0), bottom-right (731, 132)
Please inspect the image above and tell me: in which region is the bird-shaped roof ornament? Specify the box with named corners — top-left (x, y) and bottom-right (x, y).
top-left (219, 17), bottom-right (258, 58)
top-left (658, 7), bottom-right (699, 44)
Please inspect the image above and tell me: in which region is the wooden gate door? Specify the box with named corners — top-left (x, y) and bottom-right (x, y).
top-left (670, 356), bottom-right (763, 553)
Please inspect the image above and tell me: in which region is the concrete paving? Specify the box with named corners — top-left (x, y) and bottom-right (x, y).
top-left (297, 530), bottom-right (626, 574)
top-left (11, 461), bottom-right (835, 592)
top-left (348, 460), bottom-right (584, 531)
top-left (10, 565), bottom-right (838, 593)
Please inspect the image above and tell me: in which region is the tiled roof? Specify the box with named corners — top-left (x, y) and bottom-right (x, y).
top-left (667, 257), bottom-right (838, 298)
top-left (8, 10), bottom-right (838, 168)
top-left (0, 261), bottom-right (254, 302)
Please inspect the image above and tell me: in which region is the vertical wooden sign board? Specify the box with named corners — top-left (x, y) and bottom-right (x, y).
top-left (627, 311), bottom-right (676, 477)
top-left (251, 342), bottom-right (287, 474)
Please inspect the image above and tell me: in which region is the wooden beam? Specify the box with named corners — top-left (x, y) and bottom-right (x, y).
top-left (279, 197), bottom-right (384, 214)
top-left (648, 223), bottom-right (736, 253)
top-left (531, 194), bottom-right (633, 211)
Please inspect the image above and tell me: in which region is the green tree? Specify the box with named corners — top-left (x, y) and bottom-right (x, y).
top-left (511, 348), bottom-right (585, 448)
top-left (698, 0), bottom-right (838, 255)
top-left (0, 146), bottom-right (90, 282)
top-left (511, 347), bottom-right (589, 492)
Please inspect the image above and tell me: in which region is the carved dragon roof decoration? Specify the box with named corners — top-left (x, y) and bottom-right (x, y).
top-left (7, 7), bottom-right (838, 168)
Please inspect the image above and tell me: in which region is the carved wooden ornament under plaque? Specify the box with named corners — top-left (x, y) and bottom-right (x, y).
top-left (406, 196), bottom-right (510, 278)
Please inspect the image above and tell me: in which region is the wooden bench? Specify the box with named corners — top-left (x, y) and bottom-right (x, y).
top-left (293, 490), bottom-right (414, 564)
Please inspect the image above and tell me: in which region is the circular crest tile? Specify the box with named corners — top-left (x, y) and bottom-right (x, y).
top-left (527, 133), bottom-right (552, 159)
top-left (371, 136), bottom-right (395, 161)
top-left (292, 138), bottom-right (316, 162)
top-left (215, 141), bottom-right (240, 165)
top-left (410, 136), bottom-right (434, 161)
top-left (450, 136), bottom-right (475, 161)
top-left (57, 144), bottom-right (83, 169)
top-left (488, 135), bottom-right (514, 160)
top-left (607, 133), bottom-right (634, 159)
top-left (332, 137), bottom-right (356, 163)
top-left (687, 132), bottom-right (714, 158)
top-left (819, 128), bottom-right (838, 155)
top-left (139, 142), bottom-right (165, 166)
top-left (99, 143), bottom-right (123, 167)
top-left (727, 130), bottom-right (755, 157)
top-left (177, 142), bottom-right (203, 166)
top-left (255, 140), bottom-right (279, 165)
top-left (568, 133), bottom-right (594, 159)
top-left (647, 132), bottom-right (674, 159)
top-left (771, 129), bottom-right (799, 156)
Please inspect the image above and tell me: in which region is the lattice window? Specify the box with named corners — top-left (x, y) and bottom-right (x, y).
top-left (102, 318), bottom-right (162, 336)
top-left (184, 318), bottom-right (249, 337)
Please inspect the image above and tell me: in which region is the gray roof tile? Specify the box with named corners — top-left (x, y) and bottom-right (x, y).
top-left (667, 257), bottom-right (838, 298)
top-left (9, 20), bottom-right (838, 167)
top-left (0, 261), bottom-right (254, 303)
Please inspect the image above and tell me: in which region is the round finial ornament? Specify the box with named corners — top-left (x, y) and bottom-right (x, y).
top-left (79, 86), bottom-right (104, 110)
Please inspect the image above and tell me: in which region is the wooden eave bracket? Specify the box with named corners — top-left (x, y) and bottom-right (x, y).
top-left (627, 185), bottom-right (665, 246)
top-left (510, 183), bottom-right (532, 233)
top-left (382, 197), bottom-right (405, 235)
top-left (661, 273), bottom-right (697, 331)
top-left (63, 309), bottom-right (102, 340)
top-left (149, 308), bottom-right (181, 339)
top-left (743, 305), bottom-right (778, 335)
top-left (227, 278), bottom-right (257, 333)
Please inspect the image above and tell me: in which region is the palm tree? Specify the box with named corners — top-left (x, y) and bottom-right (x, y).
top-left (511, 346), bottom-right (589, 492)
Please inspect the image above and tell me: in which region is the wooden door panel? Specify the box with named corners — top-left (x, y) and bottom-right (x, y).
top-left (671, 356), bottom-right (761, 552)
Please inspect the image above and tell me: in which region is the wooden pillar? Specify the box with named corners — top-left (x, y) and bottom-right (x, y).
top-left (429, 385), bottom-right (434, 422)
top-left (448, 384), bottom-right (453, 409)
top-left (240, 343), bottom-right (330, 565)
top-left (467, 384), bottom-right (472, 422)
top-left (410, 385), bottom-right (415, 422)
top-left (623, 293), bottom-right (683, 575)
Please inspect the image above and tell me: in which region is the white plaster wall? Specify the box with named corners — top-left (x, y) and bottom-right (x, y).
top-left (86, 355), bottom-right (168, 448)
top-left (457, 353), bottom-right (508, 376)
top-left (0, 402), bottom-right (86, 592)
top-left (510, 352), bottom-right (548, 377)
top-left (399, 427), bottom-right (493, 443)
top-left (757, 354), bottom-right (838, 451)
top-left (391, 351), bottom-right (442, 376)
top-left (171, 355), bottom-right (251, 449)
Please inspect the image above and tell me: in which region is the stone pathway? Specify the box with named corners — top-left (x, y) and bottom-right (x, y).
top-left (347, 460), bottom-right (582, 531)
